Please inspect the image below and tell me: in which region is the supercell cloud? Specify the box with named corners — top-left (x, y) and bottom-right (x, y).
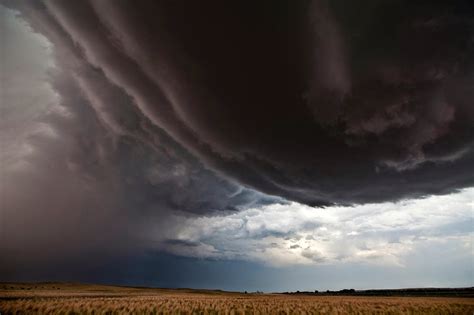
top-left (4, 0), bottom-right (474, 206)
top-left (0, 0), bottom-right (473, 287)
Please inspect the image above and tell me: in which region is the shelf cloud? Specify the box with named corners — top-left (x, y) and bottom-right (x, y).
top-left (4, 0), bottom-right (474, 207)
top-left (1, 0), bottom-right (473, 287)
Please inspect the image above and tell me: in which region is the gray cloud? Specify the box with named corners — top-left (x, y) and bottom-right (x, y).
top-left (0, 4), bottom-right (277, 276)
top-left (3, 0), bottom-right (472, 206)
top-left (1, 0), bottom-right (473, 284)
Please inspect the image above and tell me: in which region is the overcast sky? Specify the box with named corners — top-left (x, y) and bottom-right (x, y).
top-left (0, 1), bottom-right (473, 291)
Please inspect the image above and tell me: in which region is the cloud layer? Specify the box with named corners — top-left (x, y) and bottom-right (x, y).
top-left (1, 1), bottom-right (473, 286)
top-left (3, 0), bottom-right (474, 207)
top-left (154, 188), bottom-right (474, 267)
top-left (0, 4), bottom-right (277, 275)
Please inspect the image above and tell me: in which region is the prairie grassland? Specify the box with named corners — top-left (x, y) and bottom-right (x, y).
top-left (1, 283), bottom-right (473, 314)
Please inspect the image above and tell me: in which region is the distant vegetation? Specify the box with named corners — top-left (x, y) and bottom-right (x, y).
top-left (282, 287), bottom-right (474, 298)
top-left (1, 283), bottom-right (474, 314)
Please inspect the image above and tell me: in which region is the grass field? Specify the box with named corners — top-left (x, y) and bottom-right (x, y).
top-left (1, 283), bottom-right (473, 314)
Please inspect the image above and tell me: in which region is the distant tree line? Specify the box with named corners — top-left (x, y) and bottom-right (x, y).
top-left (280, 287), bottom-right (474, 298)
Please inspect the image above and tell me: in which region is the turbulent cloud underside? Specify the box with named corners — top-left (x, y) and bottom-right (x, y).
top-left (3, 0), bottom-right (473, 207)
top-left (0, 0), bottom-right (473, 286)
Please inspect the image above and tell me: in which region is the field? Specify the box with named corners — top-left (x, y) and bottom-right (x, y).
top-left (1, 283), bottom-right (473, 314)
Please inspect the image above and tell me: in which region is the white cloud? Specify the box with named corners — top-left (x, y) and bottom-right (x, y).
top-left (148, 188), bottom-right (474, 267)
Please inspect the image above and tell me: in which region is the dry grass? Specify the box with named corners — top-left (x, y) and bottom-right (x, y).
top-left (1, 283), bottom-right (473, 314)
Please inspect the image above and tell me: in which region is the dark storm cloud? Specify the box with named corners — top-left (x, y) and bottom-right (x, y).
top-left (1, 0), bottom-right (474, 288)
top-left (2, 0), bottom-right (277, 213)
top-left (5, 0), bottom-right (472, 206)
top-left (0, 64), bottom-right (267, 273)
top-left (0, 2), bottom-right (278, 277)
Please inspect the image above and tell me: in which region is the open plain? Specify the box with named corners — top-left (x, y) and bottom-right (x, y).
top-left (1, 283), bottom-right (473, 314)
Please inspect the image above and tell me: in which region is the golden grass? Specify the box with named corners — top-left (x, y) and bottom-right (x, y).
top-left (1, 283), bottom-right (473, 314)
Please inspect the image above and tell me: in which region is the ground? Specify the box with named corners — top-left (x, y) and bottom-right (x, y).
top-left (1, 283), bottom-right (473, 314)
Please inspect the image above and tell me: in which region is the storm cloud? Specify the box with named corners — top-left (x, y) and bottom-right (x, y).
top-left (1, 0), bottom-right (473, 287)
top-left (3, 0), bottom-right (474, 207)
top-left (0, 3), bottom-right (276, 276)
